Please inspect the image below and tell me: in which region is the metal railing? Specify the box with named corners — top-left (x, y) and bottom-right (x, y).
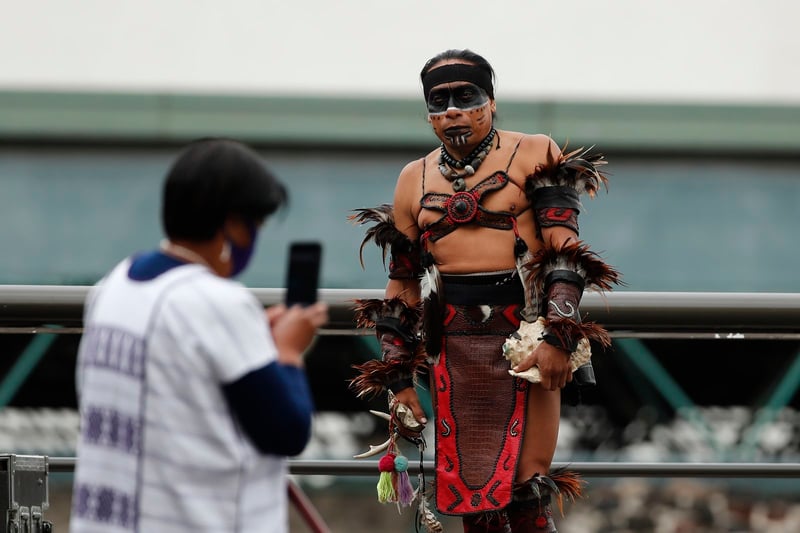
top-left (2, 285), bottom-right (800, 336)
top-left (42, 457), bottom-right (800, 479)
top-left (3, 285), bottom-right (800, 481)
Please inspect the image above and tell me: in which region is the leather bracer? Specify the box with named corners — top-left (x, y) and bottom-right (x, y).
top-left (542, 269), bottom-right (586, 352)
top-left (349, 297), bottom-right (425, 397)
top-left (527, 240), bottom-right (621, 353)
top-left (524, 144), bottom-right (609, 237)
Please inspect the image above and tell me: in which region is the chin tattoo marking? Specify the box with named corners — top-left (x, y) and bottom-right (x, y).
top-left (446, 131), bottom-right (472, 146)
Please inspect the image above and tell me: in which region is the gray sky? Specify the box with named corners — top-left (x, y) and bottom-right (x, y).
top-left (2, 0), bottom-right (799, 103)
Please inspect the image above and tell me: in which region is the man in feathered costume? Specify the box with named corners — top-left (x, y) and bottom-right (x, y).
top-left (349, 49), bottom-right (621, 532)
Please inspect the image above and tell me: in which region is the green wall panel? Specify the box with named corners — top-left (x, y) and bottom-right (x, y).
top-left (2, 91), bottom-right (799, 153)
top-left (1, 90), bottom-right (798, 291)
top-left (1, 146), bottom-right (798, 292)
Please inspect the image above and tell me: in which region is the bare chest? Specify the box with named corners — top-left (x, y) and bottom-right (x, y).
top-left (416, 168), bottom-right (528, 231)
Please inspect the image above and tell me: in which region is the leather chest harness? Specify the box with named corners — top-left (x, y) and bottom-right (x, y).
top-left (420, 171), bottom-right (518, 242)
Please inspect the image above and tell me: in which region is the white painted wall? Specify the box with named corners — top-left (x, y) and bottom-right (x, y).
top-left (2, 0), bottom-right (799, 103)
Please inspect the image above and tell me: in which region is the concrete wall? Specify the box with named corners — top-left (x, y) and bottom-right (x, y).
top-left (2, 1), bottom-right (799, 104)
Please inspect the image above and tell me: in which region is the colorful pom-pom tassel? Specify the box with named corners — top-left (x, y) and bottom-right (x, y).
top-left (394, 455), bottom-right (415, 507)
top-left (377, 453), bottom-right (397, 503)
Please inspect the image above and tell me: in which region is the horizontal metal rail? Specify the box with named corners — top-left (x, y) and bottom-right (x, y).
top-left (6, 287), bottom-right (800, 483)
top-left (45, 457), bottom-right (800, 478)
top-left (1, 285), bottom-right (799, 333)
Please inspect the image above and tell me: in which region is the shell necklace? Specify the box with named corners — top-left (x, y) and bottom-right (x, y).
top-left (438, 128), bottom-right (497, 191)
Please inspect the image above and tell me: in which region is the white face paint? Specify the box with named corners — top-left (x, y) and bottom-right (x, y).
top-left (429, 98), bottom-right (493, 149)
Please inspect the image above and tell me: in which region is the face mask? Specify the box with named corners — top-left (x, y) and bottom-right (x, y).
top-left (426, 83), bottom-right (490, 115)
top-left (226, 220), bottom-right (258, 277)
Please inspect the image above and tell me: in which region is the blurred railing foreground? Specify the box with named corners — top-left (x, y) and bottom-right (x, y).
top-left (2, 286), bottom-right (800, 531)
top-left (2, 285), bottom-right (800, 335)
top-left (2, 285), bottom-right (800, 473)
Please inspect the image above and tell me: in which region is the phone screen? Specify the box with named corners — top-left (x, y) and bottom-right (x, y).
top-left (284, 242), bottom-right (322, 307)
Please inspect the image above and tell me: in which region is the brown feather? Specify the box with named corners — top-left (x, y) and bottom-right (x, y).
top-left (525, 142), bottom-right (609, 198)
top-left (526, 239), bottom-right (623, 296)
top-left (349, 205), bottom-right (412, 269)
top-left (349, 359), bottom-right (397, 399)
top-left (349, 297), bottom-right (426, 399)
top-left (548, 468), bottom-right (586, 516)
top-left (352, 297), bottom-right (422, 329)
top-left (544, 318), bottom-right (612, 349)
top-left (349, 344), bottom-right (428, 399)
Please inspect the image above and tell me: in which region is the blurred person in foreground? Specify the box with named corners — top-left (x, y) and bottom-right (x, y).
top-left (350, 49), bottom-right (620, 532)
top-left (70, 138), bottom-right (328, 533)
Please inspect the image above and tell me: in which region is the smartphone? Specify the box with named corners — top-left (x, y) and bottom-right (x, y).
top-left (284, 241), bottom-right (322, 307)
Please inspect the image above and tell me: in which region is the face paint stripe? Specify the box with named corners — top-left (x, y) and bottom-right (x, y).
top-left (427, 84), bottom-right (490, 114)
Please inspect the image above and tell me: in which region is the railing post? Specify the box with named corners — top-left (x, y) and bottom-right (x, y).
top-left (288, 479), bottom-right (331, 533)
top-left (0, 455), bottom-right (54, 533)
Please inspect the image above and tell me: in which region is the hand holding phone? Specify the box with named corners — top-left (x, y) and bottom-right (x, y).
top-left (276, 242), bottom-right (325, 364)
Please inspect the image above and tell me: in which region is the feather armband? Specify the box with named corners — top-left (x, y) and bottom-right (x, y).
top-left (349, 204), bottom-right (423, 280)
top-left (512, 468), bottom-right (585, 520)
top-left (524, 144), bottom-right (609, 235)
top-left (527, 240), bottom-right (621, 353)
top-left (349, 297), bottom-right (426, 397)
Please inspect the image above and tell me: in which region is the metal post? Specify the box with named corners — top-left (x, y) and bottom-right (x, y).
top-left (0, 455), bottom-right (53, 533)
top-left (288, 479), bottom-right (331, 533)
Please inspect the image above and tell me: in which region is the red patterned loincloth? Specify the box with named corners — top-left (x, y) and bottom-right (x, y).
top-left (429, 272), bottom-right (529, 515)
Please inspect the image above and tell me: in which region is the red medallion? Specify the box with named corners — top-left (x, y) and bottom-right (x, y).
top-left (445, 192), bottom-right (479, 224)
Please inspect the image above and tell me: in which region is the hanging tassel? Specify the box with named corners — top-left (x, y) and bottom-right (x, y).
top-left (377, 453), bottom-right (397, 503)
top-left (393, 455), bottom-right (415, 507)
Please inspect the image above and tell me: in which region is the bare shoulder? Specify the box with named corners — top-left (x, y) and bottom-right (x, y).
top-left (499, 131), bottom-right (561, 182)
top-left (394, 156), bottom-right (427, 204)
top-left (515, 132), bottom-right (560, 161)
top-left (396, 156), bottom-right (427, 187)
top-left (392, 156), bottom-right (429, 230)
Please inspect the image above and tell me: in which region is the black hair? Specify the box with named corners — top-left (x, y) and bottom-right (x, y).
top-left (420, 49), bottom-right (496, 99)
top-left (161, 138), bottom-right (288, 241)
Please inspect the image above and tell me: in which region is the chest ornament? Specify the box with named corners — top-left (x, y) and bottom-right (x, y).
top-left (445, 192), bottom-right (479, 223)
top-left (420, 171), bottom-right (516, 242)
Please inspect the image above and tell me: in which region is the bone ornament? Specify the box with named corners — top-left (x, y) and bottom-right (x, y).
top-left (353, 393), bottom-right (425, 459)
top-left (391, 399), bottom-right (425, 436)
top-left (503, 317), bottom-right (592, 383)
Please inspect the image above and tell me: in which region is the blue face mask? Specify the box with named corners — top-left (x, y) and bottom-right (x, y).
top-left (227, 220), bottom-right (258, 277)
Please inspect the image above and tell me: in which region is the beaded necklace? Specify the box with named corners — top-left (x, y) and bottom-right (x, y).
top-left (438, 128), bottom-right (497, 191)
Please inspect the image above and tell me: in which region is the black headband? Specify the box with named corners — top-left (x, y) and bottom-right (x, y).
top-left (422, 64), bottom-right (494, 100)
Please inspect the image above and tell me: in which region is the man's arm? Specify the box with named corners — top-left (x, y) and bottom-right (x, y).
top-left (389, 161), bottom-right (423, 304)
top-left (513, 140), bottom-right (620, 390)
top-left (349, 160), bottom-right (428, 426)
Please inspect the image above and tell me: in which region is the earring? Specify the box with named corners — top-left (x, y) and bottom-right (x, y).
top-left (219, 240), bottom-right (231, 263)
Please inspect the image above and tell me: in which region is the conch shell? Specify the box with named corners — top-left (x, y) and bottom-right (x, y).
top-left (502, 317), bottom-right (592, 383)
